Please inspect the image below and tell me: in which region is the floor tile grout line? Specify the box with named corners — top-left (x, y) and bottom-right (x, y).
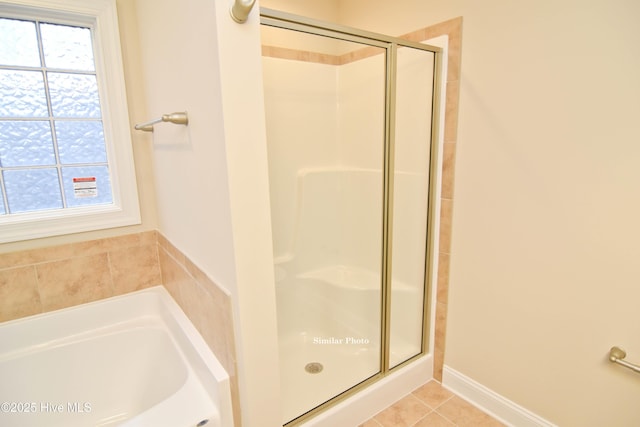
top-left (409, 409), bottom-right (458, 427)
top-left (363, 380), bottom-right (504, 427)
top-left (408, 409), bottom-right (434, 427)
top-left (362, 418), bottom-right (384, 427)
top-left (409, 386), bottom-right (455, 411)
top-left (372, 393), bottom-right (434, 426)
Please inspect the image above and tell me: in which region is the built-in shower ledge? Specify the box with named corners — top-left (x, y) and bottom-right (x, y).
top-left (298, 265), bottom-right (414, 291)
top-left (300, 354), bottom-right (433, 426)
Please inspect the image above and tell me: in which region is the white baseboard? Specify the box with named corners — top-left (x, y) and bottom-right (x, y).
top-left (442, 366), bottom-right (557, 427)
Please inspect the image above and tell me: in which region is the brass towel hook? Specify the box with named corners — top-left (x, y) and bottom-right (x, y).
top-left (230, 0), bottom-right (256, 23)
top-left (609, 346), bottom-right (640, 374)
top-left (134, 112), bottom-right (188, 132)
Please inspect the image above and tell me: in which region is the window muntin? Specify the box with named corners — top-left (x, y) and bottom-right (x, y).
top-left (0, 17), bottom-right (111, 215)
top-left (0, 0), bottom-right (140, 243)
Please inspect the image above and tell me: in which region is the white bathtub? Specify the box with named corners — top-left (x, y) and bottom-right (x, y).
top-left (0, 286), bottom-right (233, 427)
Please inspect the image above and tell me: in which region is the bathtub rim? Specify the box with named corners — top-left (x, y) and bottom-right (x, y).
top-left (0, 285), bottom-right (233, 427)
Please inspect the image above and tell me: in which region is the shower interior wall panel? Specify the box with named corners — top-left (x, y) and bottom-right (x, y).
top-left (263, 34), bottom-right (388, 423)
top-left (262, 57), bottom-right (339, 263)
top-left (263, 49), bottom-right (387, 275)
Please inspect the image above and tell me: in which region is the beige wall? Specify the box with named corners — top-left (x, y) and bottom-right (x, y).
top-left (1, 0), bottom-right (279, 424)
top-left (4, 1), bottom-right (639, 425)
top-left (317, 0), bottom-right (640, 426)
top-left (1, 1), bottom-right (280, 425)
top-left (126, 0), bottom-right (281, 426)
top-left (447, 3), bottom-right (640, 426)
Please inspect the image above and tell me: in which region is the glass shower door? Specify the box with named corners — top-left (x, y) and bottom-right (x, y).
top-left (388, 45), bottom-right (436, 368)
top-left (261, 25), bottom-right (387, 423)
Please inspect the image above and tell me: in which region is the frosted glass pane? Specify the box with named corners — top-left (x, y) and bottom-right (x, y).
top-left (62, 166), bottom-right (112, 207)
top-left (48, 73), bottom-right (101, 118)
top-left (0, 194), bottom-right (5, 215)
top-left (4, 168), bottom-right (62, 213)
top-left (56, 121), bottom-right (107, 164)
top-left (0, 70), bottom-right (48, 117)
top-left (0, 121), bottom-right (55, 167)
top-left (41, 23), bottom-right (95, 71)
top-left (0, 18), bottom-right (40, 67)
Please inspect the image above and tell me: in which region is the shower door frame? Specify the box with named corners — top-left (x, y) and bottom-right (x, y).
top-left (261, 8), bottom-right (444, 425)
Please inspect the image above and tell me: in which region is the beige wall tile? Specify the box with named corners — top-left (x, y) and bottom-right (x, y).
top-left (156, 233), bottom-right (186, 266)
top-left (445, 21), bottom-right (462, 84)
top-left (110, 244), bottom-right (161, 295)
top-left (184, 256), bottom-right (232, 303)
top-left (36, 254), bottom-right (113, 311)
top-left (338, 45), bottom-right (383, 65)
top-left (72, 233), bottom-right (141, 256)
top-left (433, 301), bottom-right (448, 381)
top-left (441, 142), bottom-right (457, 201)
top-left (0, 266), bottom-right (41, 322)
top-left (0, 244), bottom-right (75, 270)
top-left (158, 243), bottom-right (237, 375)
top-left (432, 16), bottom-right (462, 390)
top-left (444, 81), bottom-right (460, 143)
top-left (229, 372), bottom-right (242, 427)
top-left (158, 247), bottom-right (190, 308)
top-left (0, 232), bottom-right (162, 321)
top-left (138, 230), bottom-right (158, 246)
top-left (436, 253), bottom-right (450, 304)
top-left (156, 235), bottom-right (240, 427)
top-left (439, 199), bottom-right (453, 254)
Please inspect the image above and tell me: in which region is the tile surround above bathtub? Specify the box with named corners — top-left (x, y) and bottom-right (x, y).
top-left (155, 233), bottom-right (241, 427)
top-left (0, 230), bottom-right (240, 426)
top-left (0, 231), bottom-right (161, 322)
top-left (37, 253), bottom-right (114, 312)
top-left (0, 266), bottom-right (41, 322)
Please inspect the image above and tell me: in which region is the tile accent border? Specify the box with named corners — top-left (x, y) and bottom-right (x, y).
top-left (443, 366), bottom-right (557, 427)
top-left (0, 231), bottom-right (160, 322)
top-left (155, 233), bottom-right (241, 427)
top-left (403, 17), bottom-right (463, 382)
top-left (262, 43), bottom-right (384, 66)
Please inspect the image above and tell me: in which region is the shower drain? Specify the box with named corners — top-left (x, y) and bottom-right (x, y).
top-left (305, 362), bottom-right (324, 374)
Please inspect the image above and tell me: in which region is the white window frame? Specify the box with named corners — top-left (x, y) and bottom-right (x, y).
top-left (0, 0), bottom-right (140, 243)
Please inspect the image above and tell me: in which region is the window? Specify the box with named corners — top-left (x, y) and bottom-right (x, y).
top-left (0, 0), bottom-right (140, 243)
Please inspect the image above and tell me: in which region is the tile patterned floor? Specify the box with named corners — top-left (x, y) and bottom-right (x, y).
top-left (358, 381), bottom-right (506, 427)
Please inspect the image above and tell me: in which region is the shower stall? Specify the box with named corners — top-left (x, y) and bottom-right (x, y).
top-left (260, 9), bottom-right (443, 425)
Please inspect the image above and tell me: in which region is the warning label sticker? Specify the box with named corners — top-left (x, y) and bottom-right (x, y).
top-left (73, 177), bottom-right (98, 198)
